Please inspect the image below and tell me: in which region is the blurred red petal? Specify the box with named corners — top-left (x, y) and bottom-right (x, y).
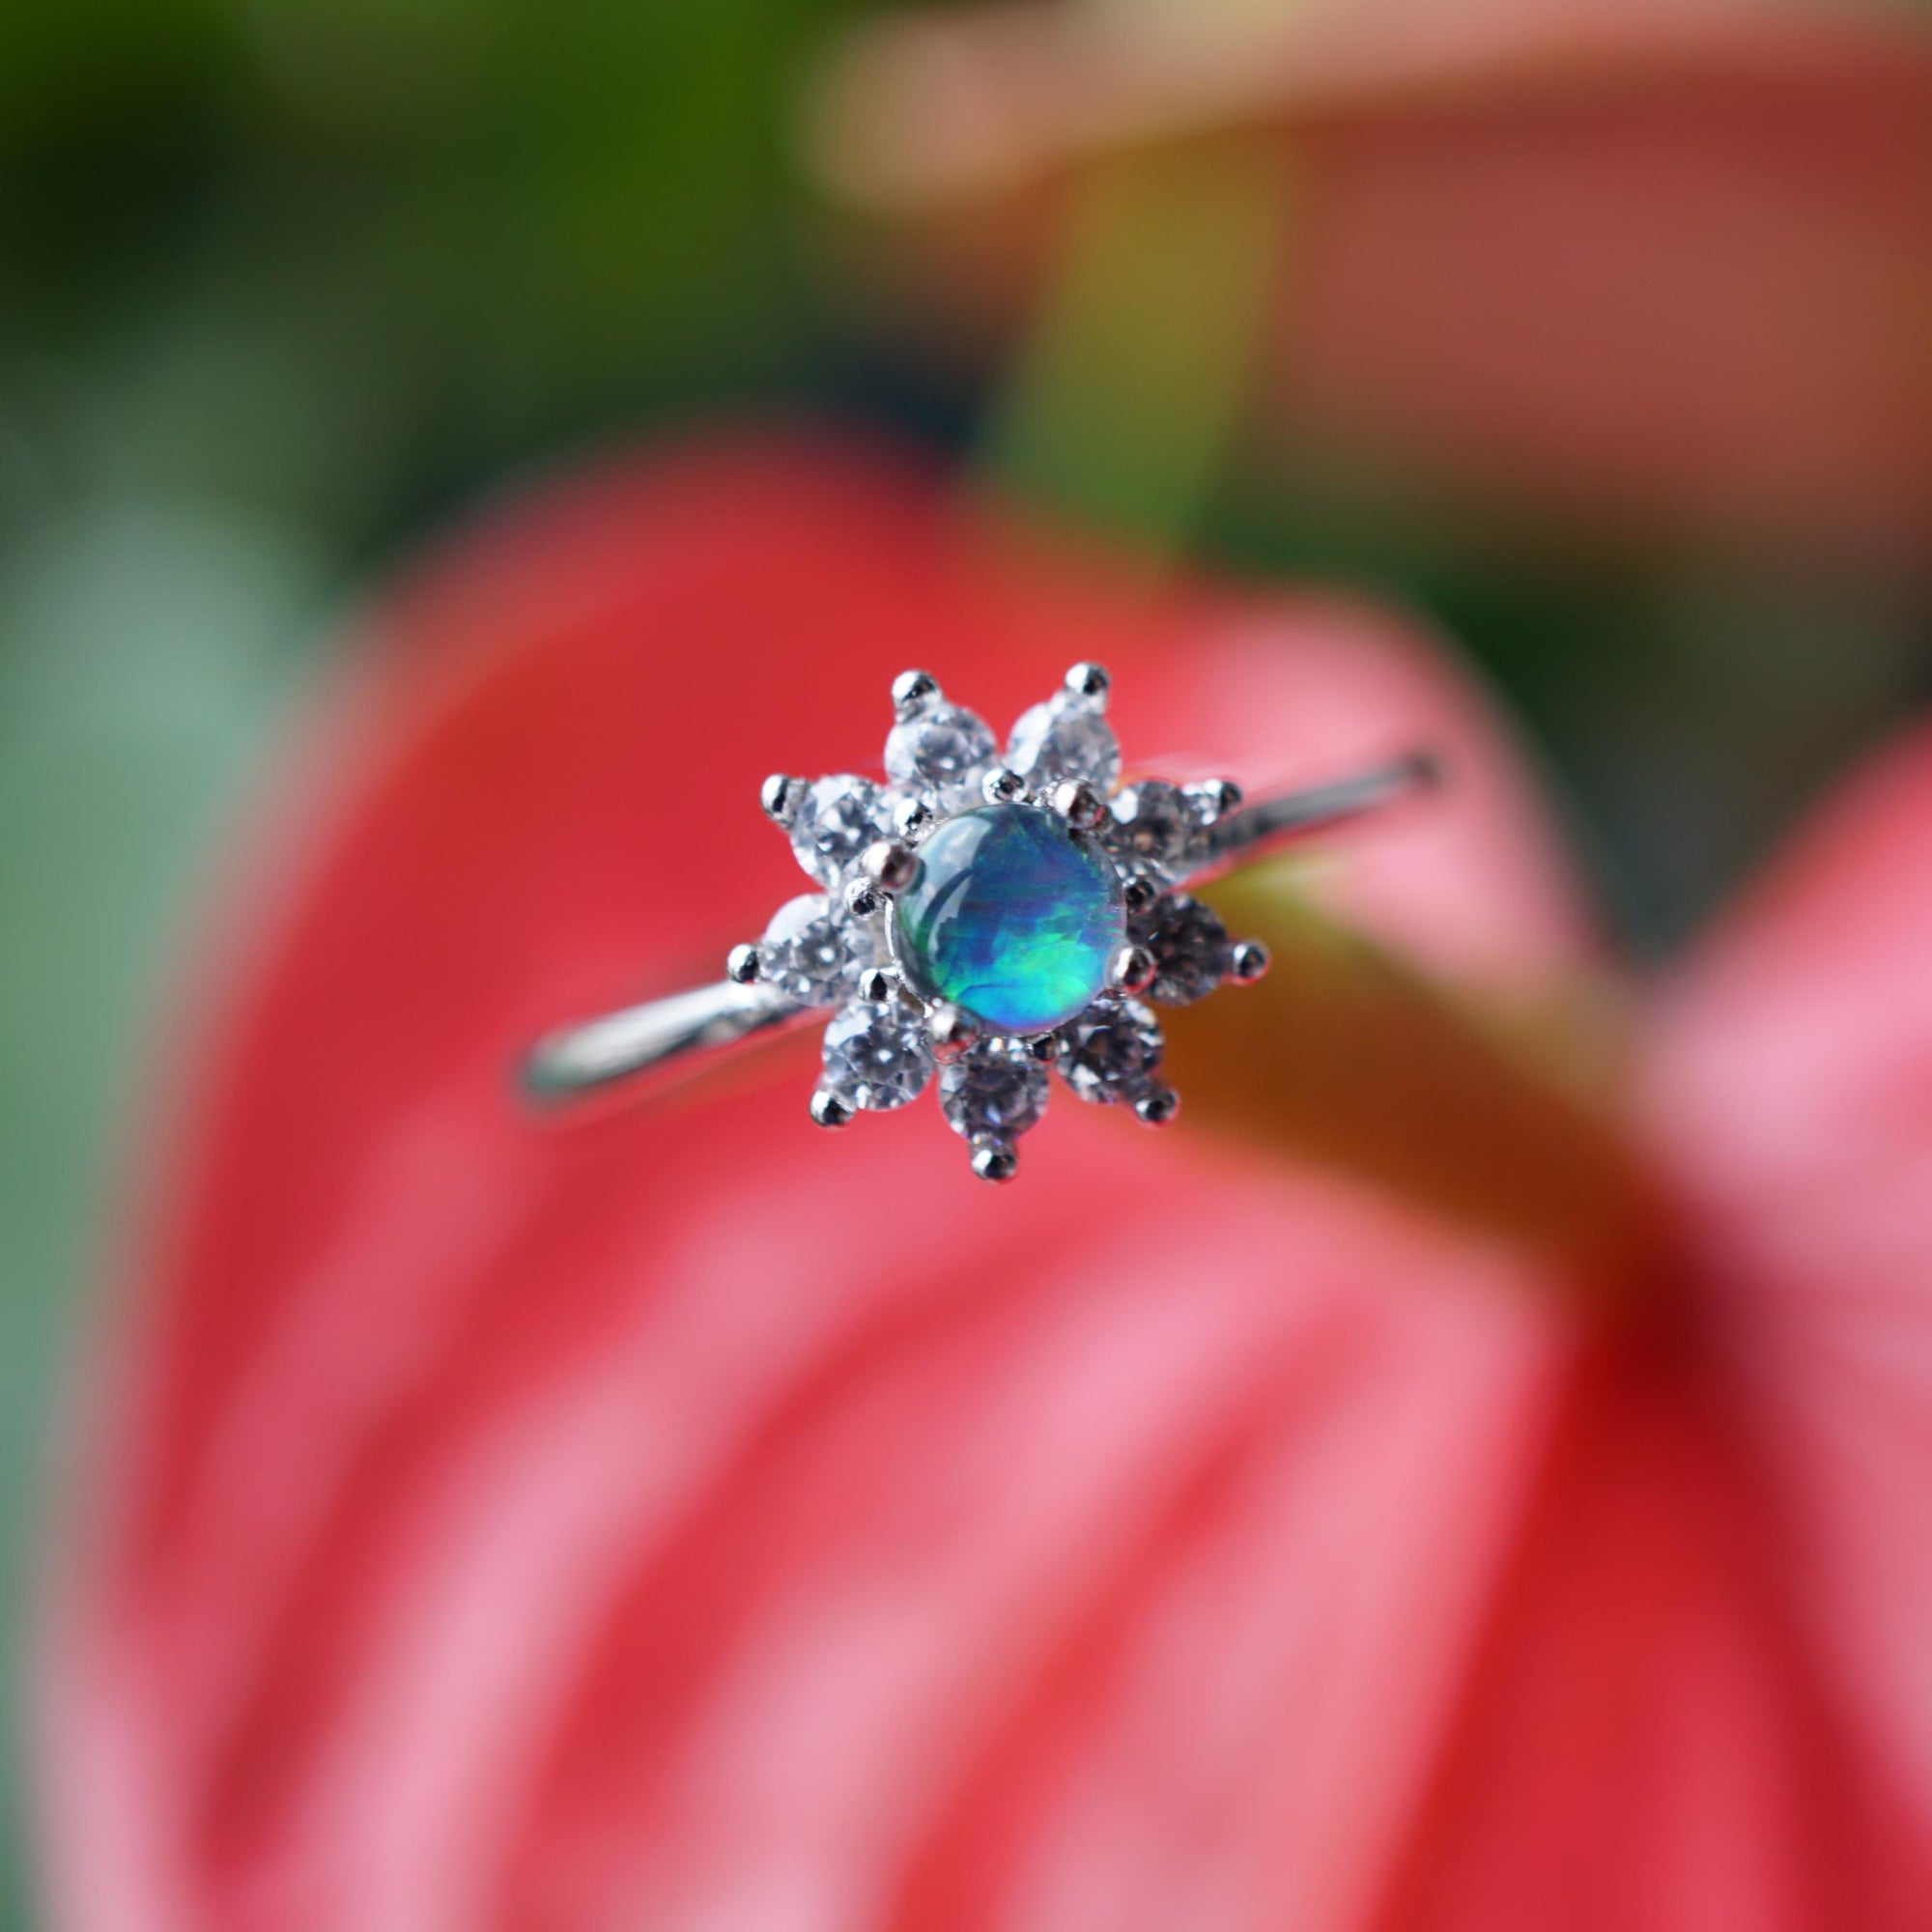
top-left (32, 434), bottom-right (1661, 1932)
top-left (1349, 717), bottom-right (1932, 1928)
top-left (1372, 1341), bottom-right (1932, 1930)
top-left (1642, 726), bottom-right (1932, 1892)
top-left (1279, 52), bottom-right (1932, 554)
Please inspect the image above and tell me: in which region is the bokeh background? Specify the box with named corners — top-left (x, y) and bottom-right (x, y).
top-left (5, 0), bottom-right (1931, 1921)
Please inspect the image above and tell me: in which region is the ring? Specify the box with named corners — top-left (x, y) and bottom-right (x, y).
top-left (523, 664), bottom-right (1439, 1181)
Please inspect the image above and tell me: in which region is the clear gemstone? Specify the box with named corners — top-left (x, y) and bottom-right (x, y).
top-left (884, 702), bottom-right (998, 811)
top-left (1142, 895), bottom-right (1230, 1004)
top-left (1102, 781), bottom-right (1204, 881)
top-left (1060, 998), bottom-right (1164, 1104)
top-left (1007, 693), bottom-right (1120, 791)
top-left (759, 894), bottom-right (880, 1006)
top-left (939, 1041), bottom-right (1050, 1143)
top-left (788, 774), bottom-right (888, 886)
top-left (821, 999), bottom-right (934, 1111)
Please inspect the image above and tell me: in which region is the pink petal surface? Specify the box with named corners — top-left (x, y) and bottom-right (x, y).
top-left (43, 436), bottom-right (1925, 1932)
top-left (1280, 54), bottom-right (1932, 551)
top-left (1354, 724), bottom-right (1932, 1930)
top-left (1643, 726), bottom-right (1932, 1911)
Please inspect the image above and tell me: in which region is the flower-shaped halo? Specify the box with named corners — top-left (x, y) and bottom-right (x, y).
top-left (732, 664), bottom-right (1269, 1181)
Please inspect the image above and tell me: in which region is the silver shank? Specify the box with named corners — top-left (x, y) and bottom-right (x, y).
top-left (523, 979), bottom-right (809, 1106)
top-left (1197, 751), bottom-right (1439, 881)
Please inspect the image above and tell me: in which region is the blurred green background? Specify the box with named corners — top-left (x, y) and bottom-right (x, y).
top-left (3, 0), bottom-right (1928, 1918)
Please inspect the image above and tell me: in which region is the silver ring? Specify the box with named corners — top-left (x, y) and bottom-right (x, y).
top-left (523, 663), bottom-right (1440, 1181)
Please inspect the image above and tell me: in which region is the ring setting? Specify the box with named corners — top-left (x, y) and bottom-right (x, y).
top-left (722, 663), bottom-right (1269, 1179)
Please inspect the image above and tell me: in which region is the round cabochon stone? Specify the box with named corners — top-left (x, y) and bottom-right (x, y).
top-left (895, 804), bottom-right (1123, 1035)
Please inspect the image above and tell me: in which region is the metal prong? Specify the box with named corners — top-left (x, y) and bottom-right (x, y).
top-left (761, 774), bottom-right (808, 827)
top-left (892, 794), bottom-right (936, 841)
top-left (892, 668), bottom-right (941, 718)
top-left (1134, 1087), bottom-right (1179, 1127)
top-left (844, 877), bottom-right (888, 920)
top-left (1025, 1031), bottom-right (1064, 1064)
top-left (971, 1139), bottom-right (1019, 1183)
top-left (810, 1088), bottom-right (856, 1129)
top-left (725, 943), bottom-right (761, 985)
top-left (856, 965), bottom-right (896, 1004)
top-left (1064, 662), bottom-right (1110, 704)
top-left (1187, 778), bottom-right (1243, 827)
top-left (1049, 780), bottom-right (1107, 831)
top-left (1228, 939), bottom-right (1271, 985)
top-left (861, 838), bottom-right (919, 894)
top-left (926, 1002), bottom-right (980, 1062)
top-left (1109, 943), bottom-right (1156, 994)
top-left (1122, 874), bottom-right (1160, 920)
top-left (982, 767), bottom-right (1028, 805)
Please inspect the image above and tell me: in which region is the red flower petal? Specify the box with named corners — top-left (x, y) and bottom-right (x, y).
top-left (44, 436), bottom-right (1615, 1931)
top-left (1347, 723), bottom-right (1932, 1925)
top-left (1368, 1342), bottom-right (1932, 1930)
top-left (1641, 726), bottom-right (1932, 1896)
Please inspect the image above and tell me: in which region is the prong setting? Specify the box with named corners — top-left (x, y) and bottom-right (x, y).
top-left (1049, 779), bottom-right (1107, 831)
top-left (1228, 939), bottom-right (1271, 985)
top-left (892, 794), bottom-right (936, 841)
top-left (861, 838), bottom-right (919, 895)
top-left (760, 774), bottom-right (808, 827)
top-left (982, 767), bottom-right (1029, 805)
top-left (925, 1002), bottom-right (980, 1063)
top-left (891, 668), bottom-right (941, 719)
top-left (1109, 943), bottom-right (1156, 995)
top-left (843, 877), bottom-right (888, 921)
top-left (1064, 662), bottom-right (1110, 704)
top-left (971, 1140), bottom-right (1019, 1183)
top-left (725, 943), bottom-right (761, 985)
top-left (1187, 778), bottom-right (1243, 826)
top-left (810, 1088), bottom-right (855, 1129)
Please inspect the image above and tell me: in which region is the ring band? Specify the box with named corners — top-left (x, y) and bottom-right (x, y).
top-left (525, 753), bottom-right (1436, 1106)
top-left (521, 663), bottom-right (1439, 1180)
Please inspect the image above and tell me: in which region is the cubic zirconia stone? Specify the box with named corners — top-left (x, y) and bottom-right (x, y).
top-left (1007, 692), bottom-right (1121, 791)
top-left (788, 774), bottom-right (888, 886)
top-left (939, 1041), bottom-right (1049, 1143)
top-left (820, 999), bottom-right (934, 1111)
top-left (1103, 780), bottom-right (1204, 881)
top-left (895, 804), bottom-right (1124, 1035)
top-left (884, 702), bottom-right (998, 811)
top-left (1142, 895), bottom-right (1230, 1005)
top-left (759, 894), bottom-right (879, 1007)
top-left (1060, 998), bottom-right (1164, 1104)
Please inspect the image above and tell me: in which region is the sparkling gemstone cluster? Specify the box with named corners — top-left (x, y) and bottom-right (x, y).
top-left (729, 665), bottom-right (1270, 1182)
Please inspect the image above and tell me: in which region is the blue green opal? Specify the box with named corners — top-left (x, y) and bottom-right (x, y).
top-left (895, 805), bottom-right (1123, 1035)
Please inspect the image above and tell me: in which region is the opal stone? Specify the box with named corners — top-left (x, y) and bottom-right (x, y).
top-left (895, 805), bottom-right (1123, 1035)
